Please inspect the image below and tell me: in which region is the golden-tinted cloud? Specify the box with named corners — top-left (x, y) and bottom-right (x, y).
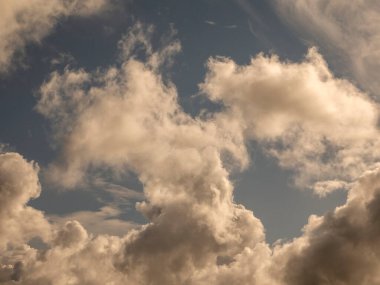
top-left (2, 21), bottom-right (380, 284)
top-left (0, 0), bottom-right (108, 74)
top-left (274, 0), bottom-right (380, 96)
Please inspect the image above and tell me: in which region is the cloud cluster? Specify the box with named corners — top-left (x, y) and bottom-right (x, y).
top-left (1, 24), bottom-right (266, 284)
top-left (202, 48), bottom-right (380, 193)
top-left (0, 153), bottom-right (50, 251)
top-left (0, 150), bottom-right (269, 284)
top-left (0, 152), bottom-right (132, 284)
top-left (0, 0), bottom-right (108, 73)
top-left (3, 21), bottom-right (380, 285)
top-left (36, 24), bottom-right (247, 189)
top-left (273, 0), bottom-right (380, 96)
top-left (271, 165), bottom-right (380, 285)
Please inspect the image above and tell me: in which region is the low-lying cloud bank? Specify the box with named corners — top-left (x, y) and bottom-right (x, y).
top-left (2, 23), bottom-right (380, 284)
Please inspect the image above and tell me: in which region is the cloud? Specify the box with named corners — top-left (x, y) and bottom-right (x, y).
top-left (12, 221), bottom-right (129, 284)
top-left (205, 20), bottom-right (217, 26)
top-left (201, 48), bottom-right (380, 193)
top-left (20, 23), bottom-right (266, 284)
top-left (0, 144), bottom-right (10, 153)
top-left (118, 22), bottom-right (181, 70)
top-left (4, 21), bottom-right (380, 285)
top-left (0, 152), bottom-right (51, 283)
top-left (103, 184), bottom-right (144, 203)
top-left (36, 23), bottom-right (247, 189)
top-left (0, 153), bottom-right (129, 284)
top-left (91, 177), bottom-right (144, 205)
top-left (225, 24), bottom-right (238, 29)
top-left (0, 152), bottom-right (51, 250)
top-left (0, 0), bottom-right (108, 74)
top-left (273, 0), bottom-right (380, 96)
top-left (49, 52), bottom-right (76, 67)
top-left (235, 0), bottom-right (272, 46)
top-left (271, 165), bottom-right (380, 284)
top-left (49, 206), bottom-right (139, 236)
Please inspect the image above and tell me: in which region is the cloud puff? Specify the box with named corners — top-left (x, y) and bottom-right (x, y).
top-left (0, 152), bottom-right (50, 283)
top-left (0, 152), bottom-right (51, 250)
top-left (273, 0), bottom-right (380, 96)
top-left (0, 0), bottom-right (108, 73)
top-left (201, 48), bottom-right (380, 193)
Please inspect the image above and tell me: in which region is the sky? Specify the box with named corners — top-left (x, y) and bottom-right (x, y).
top-left (1, 0), bottom-right (380, 284)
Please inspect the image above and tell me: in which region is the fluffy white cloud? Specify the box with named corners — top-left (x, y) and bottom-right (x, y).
top-left (0, 152), bottom-right (49, 283)
top-left (0, 153), bottom-right (51, 250)
top-left (202, 48), bottom-right (380, 193)
top-left (273, 0), bottom-right (380, 96)
top-left (0, 0), bottom-right (108, 73)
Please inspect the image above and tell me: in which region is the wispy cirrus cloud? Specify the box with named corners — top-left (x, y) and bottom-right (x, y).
top-left (273, 0), bottom-right (380, 96)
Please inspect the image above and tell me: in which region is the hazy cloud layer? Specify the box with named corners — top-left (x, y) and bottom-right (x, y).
top-left (2, 20), bottom-right (380, 285)
top-left (273, 0), bottom-right (380, 96)
top-left (0, 0), bottom-right (108, 73)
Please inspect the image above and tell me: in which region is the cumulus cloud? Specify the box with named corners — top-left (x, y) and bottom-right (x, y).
top-left (271, 165), bottom-right (380, 285)
top-left (12, 221), bottom-right (129, 285)
top-left (0, 23), bottom-right (266, 284)
top-left (201, 48), bottom-right (380, 192)
top-left (0, 152), bottom-right (49, 283)
top-left (0, 152), bottom-right (51, 250)
top-left (273, 0), bottom-right (380, 96)
top-left (3, 21), bottom-right (380, 285)
top-left (0, 152), bottom-right (129, 284)
top-left (0, 0), bottom-right (108, 73)
top-left (36, 24), bottom-right (247, 189)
